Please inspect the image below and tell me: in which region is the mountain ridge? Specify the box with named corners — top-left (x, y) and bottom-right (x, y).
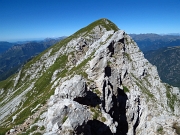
top-left (0, 18), bottom-right (180, 135)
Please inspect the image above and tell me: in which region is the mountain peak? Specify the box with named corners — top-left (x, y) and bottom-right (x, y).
top-left (72, 18), bottom-right (119, 37)
top-left (91, 18), bottom-right (119, 31)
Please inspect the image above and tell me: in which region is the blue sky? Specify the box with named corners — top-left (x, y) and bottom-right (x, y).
top-left (0, 0), bottom-right (180, 42)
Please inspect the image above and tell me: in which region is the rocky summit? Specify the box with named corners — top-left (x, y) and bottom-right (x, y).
top-left (0, 18), bottom-right (180, 135)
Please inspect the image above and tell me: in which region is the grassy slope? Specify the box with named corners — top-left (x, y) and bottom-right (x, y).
top-left (0, 18), bottom-right (119, 134)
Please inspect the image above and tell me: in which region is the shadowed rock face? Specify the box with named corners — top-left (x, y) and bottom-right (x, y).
top-left (74, 91), bottom-right (101, 107)
top-left (62, 119), bottom-right (113, 135)
top-left (1, 19), bottom-right (180, 135)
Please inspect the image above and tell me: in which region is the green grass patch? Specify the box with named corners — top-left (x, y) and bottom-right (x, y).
top-left (106, 34), bottom-right (113, 42)
top-left (40, 126), bottom-right (45, 131)
top-left (0, 127), bottom-right (10, 135)
top-left (93, 89), bottom-right (101, 96)
top-left (157, 126), bottom-right (163, 134)
top-left (31, 125), bottom-right (38, 132)
top-left (32, 132), bottom-right (42, 135)
top-left (90, 105), bottom-right (102, 120)
top-left (131, 73), bottom-right (154, 100)
top-left (123, 85), bottom-right (130, 93)
top-left (69, 57), bottom-right (91, 78)
top-left (101, 117), bottom-right (106, 122)
top-left (135, 81), bottom-right (154, 99)
top-left (62, 115), bottom-right (68, 123)
top-left (71, 57), bottom-right (91, 72)
top-left (165, 84), bottom-right (178, 112)
top-left (144, 76), bottom-right (152, 87)
top-left (93, 111), bottom-right (100, 120)
top-left (81, 72), bottom-right (88, 78)
top-left (0, 77), bottom-right (14, 91)
top-left (34, 117), bottom-right (39, 124)
top-left (107, 61), bottom-right (111, 66)
top-left (15, 108), bottom-right (32, 125)
top-left (124, 53), bottom-right (132, 61)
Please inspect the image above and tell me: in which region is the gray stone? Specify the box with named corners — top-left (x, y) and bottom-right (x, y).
top-left (54, 75), bottom-right (87, 100)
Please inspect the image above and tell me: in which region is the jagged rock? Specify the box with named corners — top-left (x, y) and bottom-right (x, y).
top-left (9, 129), bottom-right (15, 133)
top-left (45, 98), bottom-right (91, 134)
top-left (1, 18), bottom-right (180, 135)
top-left (44, 75), bottom-right (91, 134)
top-left (54, 75), bottom-right (87, 100)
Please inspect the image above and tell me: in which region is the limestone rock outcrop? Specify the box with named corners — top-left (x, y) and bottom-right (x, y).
top-left (54, 75), bottom-right (87, 100)
top-left (1, 19), bottom-right (180, 135)
top-left (43, 20), bottom-right (180, 134)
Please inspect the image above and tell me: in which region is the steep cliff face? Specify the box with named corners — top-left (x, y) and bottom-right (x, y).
top-left (0, 19), bottom-right (180, 135)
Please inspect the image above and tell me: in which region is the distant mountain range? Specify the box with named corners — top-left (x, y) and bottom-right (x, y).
top-left (145, 46), bottom-right (180, 87)
top-left (0, 42), bottom-right (14, 54)
top-left (0, 37), bottom-right (65, 81)
top-left (0, 37), bottom-right (67, 54)
top-left (161, 33), bottom-right (180, 36)
top-left (130, 34), bottom-right (180, 52)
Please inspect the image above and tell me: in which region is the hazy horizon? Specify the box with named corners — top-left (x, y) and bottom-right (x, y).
top-left (1, 33), bottom-right (180, 43)
top-left (1, 0), bottom-right (180, 41)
